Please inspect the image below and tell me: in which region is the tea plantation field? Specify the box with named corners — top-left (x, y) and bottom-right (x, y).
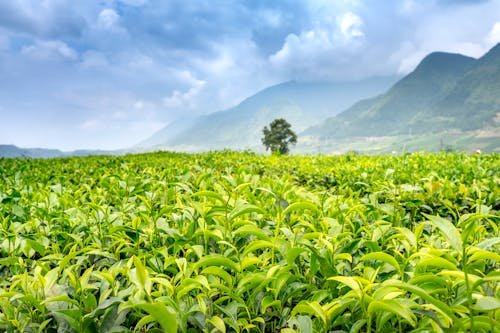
top-left (0, 151), bottom-right (499, 332)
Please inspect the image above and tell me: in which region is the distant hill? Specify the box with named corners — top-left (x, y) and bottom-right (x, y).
top-left (304, 43), bottom-right (500, 143)
top-left (141, 77), bottom-right (399, 151)
top-left (0, 145), bottom-right (65, 158)
top-left (0, 145), bottom-right (121, 158)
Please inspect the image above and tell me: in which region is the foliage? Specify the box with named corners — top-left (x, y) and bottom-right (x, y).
top-left (262, 118), bottom-right (298, 155)
top-left (0, 151), bottom-right (499, 332)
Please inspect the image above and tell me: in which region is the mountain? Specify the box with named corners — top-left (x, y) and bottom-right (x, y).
top-left (0, 145), bottom-right (122, 158)
top-left (0, 145), bottom-right (65, 158)
top-left (141, 77), bottom-right (399, 151)
top-left (429, 43), bottom-right (500, 131)
top-left (138, 116), bottom-right (200, 148)
top-left (305, 43), bottom-right (500, 145)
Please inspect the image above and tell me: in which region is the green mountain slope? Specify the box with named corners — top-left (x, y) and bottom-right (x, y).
top-left (429, 43), bottom-right (500, 131)
top-left (305, 43), bottom-right (500, 141)
top-left (142, 77), bottom-right (399, 151)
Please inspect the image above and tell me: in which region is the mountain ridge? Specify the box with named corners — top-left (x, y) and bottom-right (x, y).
top-left (0, 144), bottom-right (122, 158)
top-left (304, 43), bottom-right (500, 140)
top-left (141, 76), bottom-right (400, 151)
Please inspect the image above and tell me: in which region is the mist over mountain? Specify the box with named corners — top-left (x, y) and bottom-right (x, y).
top-left (305, 43), bottom-right (500, 143)
top-left (141, 77), bottom-right (399, 151)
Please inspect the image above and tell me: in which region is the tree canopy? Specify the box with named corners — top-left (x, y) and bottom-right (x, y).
top-left (262, 118), bottom-right (297, 155)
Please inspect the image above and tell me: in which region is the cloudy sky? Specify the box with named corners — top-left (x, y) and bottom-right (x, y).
top-left (0, 0), bottom-right (499, 150)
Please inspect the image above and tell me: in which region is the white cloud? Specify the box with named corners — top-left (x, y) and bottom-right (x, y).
top-left (79, 119), bottom-right (105, 130)
top-left (112, 111), bottom-right (128, 120)
top-left (258, 10), bottom-right (282, 28)
top-left (269, 12), bottom-right (367, 80)
top-left (98, 9), bottom-right (120, 30)
top-left (134, 101), bottom-right (145, 109)
top-left (487, 22), bottom-right (500, 45)
top-left (163, 78), bottom-right (206, 110)
top-left (21, 40), bottom-right (78, 61)
top-left (339, 12), bottom-right (364, 39)
top-left (80, 50), bottom-right (109, 69)
top-left (129, 120), bottom-right (165, 133)
top-left (188, 39), bottom-right (273, 110)
top-left (118, 0), bottom-right (148, 7)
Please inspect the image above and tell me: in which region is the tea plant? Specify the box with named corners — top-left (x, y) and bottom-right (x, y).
top-left (0, 151), bottom-right (498, 332)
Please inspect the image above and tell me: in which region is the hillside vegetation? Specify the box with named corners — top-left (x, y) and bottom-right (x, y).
top-left (0, 151), bottom-right (499, 332)
top-left (306, 43), bottom-right (500, 139)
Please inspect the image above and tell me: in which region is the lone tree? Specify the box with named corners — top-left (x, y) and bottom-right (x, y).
top-left (262, 118), bottom-right (297, 155)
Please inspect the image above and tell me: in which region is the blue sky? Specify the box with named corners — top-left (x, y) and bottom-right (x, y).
top-left (0, 0), bottom-right (499, 150)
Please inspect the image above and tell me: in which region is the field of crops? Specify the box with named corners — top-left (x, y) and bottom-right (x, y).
top-left (0, 151), bottom-right (499, 332)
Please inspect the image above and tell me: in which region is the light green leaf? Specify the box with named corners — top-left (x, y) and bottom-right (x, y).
top-left (53, 309), bottom-right (82, 331)
top-left (423, 213), bottom-right (462, 253)
top-left (228, 203), bottom-right (264, 221)
top-left (291, 301), bottom-right (326, 325)
top-left (286, 247), bottom-right (307, 265)
top-left (361, 252), bottom-right (400, 273)
top-left (201, 266), bottom-right (233, 286)
top-left (261, 295), bottom-right (281, 314)
top-left (468, 248), bottom-right (500, 263)
top-left (368, 299), bottom-right (416, 326)
top-left (135, 302), bottom-right (177, 333)
top-left (194, 254), bottom-right (239, 272)
top-left (282, 201), bottom-right (319, 216)
top-left (242, 240), bottom-right (277, 257)
top-left (135, 314), bottom-right (155, 330)
top-left (415, 256), bottom-right (457, 271)
top-left (233, 224), bottom-right (270, 241)
top-left (11, 205), bottom-right (25, 218)
top-left (386, 282), bottom-right (456, 322)
top-left (132, 256), bottom-right (150, 293)
top-left (328, 276), bottom-right (367, 292)
top-left (349, 319), bottom-right (367, 333)
top-left (25, 238), bottom-right (47, 256)
top-left (209, 315), bottom-right (226, 333)
top-left (191, 190), bottom-right (225, 203)
top-left (473, 296), bottom-right (500, 311)
top-left (476, 237), bottom-right (500, 250)
top-left (287, 315), bottom-right (312, 333)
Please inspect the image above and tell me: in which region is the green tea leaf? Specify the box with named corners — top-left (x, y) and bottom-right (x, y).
top-left (361, 252), bottom-right (400, 273)
top-left (282, 201), bottom-right (319, 216)
top-left (53, 309), bottom-right (82, 331)
top-left (368, 299), bottom-right (416, 326)
top-left (194, 254), bottom-right (239, 272)
top-left (228, 203), bottom-right (264, 221)
top-left (135, 302), bottom-right (177, 333)
top-left (291, 301), bottom-right (326, 324)
top-left (191, 190), bottom-right (225, 203)
top-left (233, 224), bottom-right (270, 241)
top-left (423, 213), bottom-right (462, 253)
top-left (386, 282), bottom-right (456, 322)
top-left (476, 237), bottom-right (500, 250)
top-left (473, 296), bottom-right (500, 311)
top-left (209, 315), bottom-right (226, 333)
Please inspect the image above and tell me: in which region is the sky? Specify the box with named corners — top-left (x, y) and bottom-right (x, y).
top-left (0, 0), bottom-right (499, 151)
